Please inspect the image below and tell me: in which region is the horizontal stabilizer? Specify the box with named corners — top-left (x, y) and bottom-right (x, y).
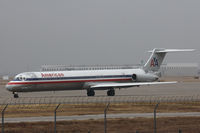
top-left (91, 81), bottom-right (177, 89)
top-left (148, 49), bottom-right (195, 53)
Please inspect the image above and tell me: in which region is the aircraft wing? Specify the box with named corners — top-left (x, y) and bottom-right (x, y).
top-left (90, 81), bottom-right (177, 89)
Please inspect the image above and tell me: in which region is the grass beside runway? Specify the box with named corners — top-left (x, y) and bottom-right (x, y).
top-left (1, 117), bottom-right (200, 133)
top-left (1, 102), bottom-right (200, 118)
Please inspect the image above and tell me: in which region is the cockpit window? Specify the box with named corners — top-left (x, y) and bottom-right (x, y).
top-left (14, 77), bottom-right (19, 80)
top-left (19, 76), bottom-right (23, 81)
top-left (22, 77), bottom-right (26, 81)
top-left (14, 72), bottom-right (34, 81)
top-left (14, 76), bottom-right (26, 81)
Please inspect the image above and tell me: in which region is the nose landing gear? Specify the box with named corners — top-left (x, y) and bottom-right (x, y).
top-left (13, 92), bottom-right (19, 98)
top-left (87, 89), bottom-right (95, 96)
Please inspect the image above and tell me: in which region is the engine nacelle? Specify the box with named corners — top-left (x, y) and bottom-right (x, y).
top-left (132, 74), bottom-right (137, 81)
top-left (132, 73), bottom-right (159, 82)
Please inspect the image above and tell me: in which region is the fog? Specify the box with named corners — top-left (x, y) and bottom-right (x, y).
top-left (0, 0), bottom-right (199, 75)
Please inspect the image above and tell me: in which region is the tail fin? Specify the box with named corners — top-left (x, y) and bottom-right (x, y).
top-left (143, 48), bottom-right (195, 72)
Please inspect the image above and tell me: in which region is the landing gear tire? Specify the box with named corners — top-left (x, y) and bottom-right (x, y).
top-left (107, 89), bottom-right (115, 96)
top-left (87, 89), bottom-right (95, 96)
top-left (13, 92), bottom-right (19, 98)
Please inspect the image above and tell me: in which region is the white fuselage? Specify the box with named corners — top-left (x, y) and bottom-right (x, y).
top-left (5, 48), bottom-right (194, 98)
top-left (6, 68), bottom-right (158, 92)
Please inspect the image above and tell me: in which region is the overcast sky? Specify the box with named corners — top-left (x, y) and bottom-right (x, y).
top-left (0, 0), bottom-right (199, 75)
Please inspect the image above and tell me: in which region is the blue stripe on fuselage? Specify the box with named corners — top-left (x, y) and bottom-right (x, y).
top-left (13, 75), bottom-right (132, 81)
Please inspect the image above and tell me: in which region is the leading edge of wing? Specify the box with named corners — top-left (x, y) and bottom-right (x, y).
top-left (90, 81), bottom-right (177, 88)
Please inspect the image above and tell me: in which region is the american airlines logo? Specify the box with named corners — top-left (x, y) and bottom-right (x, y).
top-left (41, 73), bottom-right (64, 78)
top-left (150, 57), bottom-right (159, 67)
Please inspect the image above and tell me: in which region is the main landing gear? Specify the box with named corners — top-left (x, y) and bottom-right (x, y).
top-left (13, 92), bottom-right (19, 98)
top-left (87, 88), bottom-right (115, 96)
top-left (87, 89), bottom-right (95, 96)
top-left (107, 88), bottom-right (115, 96)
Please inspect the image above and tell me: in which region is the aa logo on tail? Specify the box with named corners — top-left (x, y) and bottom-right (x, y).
top-left (150, 57), bottom-right (158, 67)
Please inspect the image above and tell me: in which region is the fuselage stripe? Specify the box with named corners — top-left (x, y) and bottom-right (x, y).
top-left (8, 78), bottom-right (132, 85)
top-left (13, 75), bottom-right (132, 81)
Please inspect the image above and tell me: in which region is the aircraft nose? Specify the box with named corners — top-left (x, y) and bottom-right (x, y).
top-left (6, 83), bottom-right (14, 91)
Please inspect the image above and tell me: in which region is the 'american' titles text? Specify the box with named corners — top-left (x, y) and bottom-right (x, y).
top-left (41, 73), bottom-right (64, 78)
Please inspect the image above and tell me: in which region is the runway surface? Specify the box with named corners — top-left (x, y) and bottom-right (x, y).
top-left (1, 80), bottom-right (200, 123)
top-left (3, 112), bottom-right (200, 123)
top-left (0, 81), bottom-right (200, 104)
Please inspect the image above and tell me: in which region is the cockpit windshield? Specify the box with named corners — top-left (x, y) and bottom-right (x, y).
top-left (14, 75), bottom-right (26, 81)
top-left (14, 72), bottom-right (36, 81)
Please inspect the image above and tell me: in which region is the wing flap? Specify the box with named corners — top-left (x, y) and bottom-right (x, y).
top-left (91, 81), bottom-right (177, 88)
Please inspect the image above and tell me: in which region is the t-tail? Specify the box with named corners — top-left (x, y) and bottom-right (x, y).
top-left (143, 48), bottom-right (195, 72)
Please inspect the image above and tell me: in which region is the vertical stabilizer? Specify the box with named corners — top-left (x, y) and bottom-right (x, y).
top-left (143, 48), bottom-right (195, 72)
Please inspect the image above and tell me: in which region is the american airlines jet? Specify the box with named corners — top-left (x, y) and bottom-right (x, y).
top-left (6, 48), bottom-right (194, 98)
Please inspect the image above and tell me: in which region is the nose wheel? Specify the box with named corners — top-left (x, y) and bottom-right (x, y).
top-left (87, 89), bottom-right (95, 96)
top-left (13, 92), bottom-right (19, 98)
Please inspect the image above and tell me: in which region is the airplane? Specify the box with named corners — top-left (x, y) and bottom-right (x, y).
top-left (6, 48), bottom-right (195, 98)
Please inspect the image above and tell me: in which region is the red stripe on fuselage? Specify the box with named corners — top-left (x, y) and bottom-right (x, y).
top-left (7, 78), bottom-right (132, 85)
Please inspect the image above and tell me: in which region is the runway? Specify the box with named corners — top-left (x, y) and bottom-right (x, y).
top-left (0, 81), bottom-right (200, 104)
top-left (3, 112), bottom-right (200, 123)
top-left (1, 80), bottom-right (200, 124)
